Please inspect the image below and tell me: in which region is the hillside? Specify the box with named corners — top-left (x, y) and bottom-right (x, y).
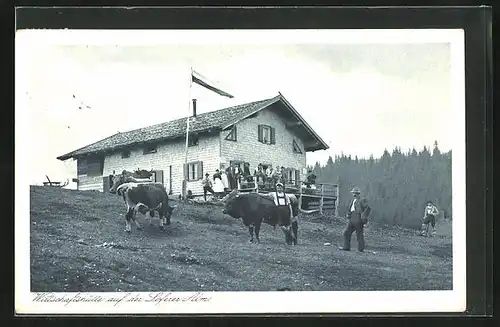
top-left (29, 186), bottom-right (452, 292)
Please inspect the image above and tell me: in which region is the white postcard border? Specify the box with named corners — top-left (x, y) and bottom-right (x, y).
top-left (15, 28), bottom-right (466, 315)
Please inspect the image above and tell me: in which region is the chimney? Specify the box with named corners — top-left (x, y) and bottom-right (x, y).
top-left (192, 99), bottom-right (197, 117)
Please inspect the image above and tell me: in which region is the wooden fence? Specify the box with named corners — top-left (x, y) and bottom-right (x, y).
top-left (237, 181), bottom-right (339, 216)
top-left (298, 183), bottom-right (339, 215)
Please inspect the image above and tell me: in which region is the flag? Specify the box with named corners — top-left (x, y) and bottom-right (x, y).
top-left (182, 68), bottom-right (233, 198)
top-left (191, 70), bottom-right (234, 98)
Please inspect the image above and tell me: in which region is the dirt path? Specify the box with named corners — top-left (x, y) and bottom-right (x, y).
top-left (29, 186), bottom-right (453, 292)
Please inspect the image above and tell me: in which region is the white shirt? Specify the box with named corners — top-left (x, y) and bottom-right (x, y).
top-left (221, 172), bottom-right (229, 188)
top-left (350, 199), bottom-right (357, 212)
top-left (425, 205), bottom-right (438, 216)
top-left (273, 192), bottom-right (289, 206)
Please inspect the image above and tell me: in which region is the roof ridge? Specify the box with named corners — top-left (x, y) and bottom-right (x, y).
top-left (116, 96), bottom-right (278, 135)
top-left (57, 95), bottom-right (281, 160)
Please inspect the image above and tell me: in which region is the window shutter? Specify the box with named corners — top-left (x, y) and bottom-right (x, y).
top-left (295, 170), bottom-right (300, 186)
top-left (183, 164), bottom-right (188, 180)
top-left (197, 161), bottom-right (204, 180)
top-left (225, 126), bottom-right (237, 141)
top-left (258, 125), bottom-right (263, 142)
top-left (270, 127), bottom-right (276, 144)
top-left (293, 139), bottom-right (302, 153)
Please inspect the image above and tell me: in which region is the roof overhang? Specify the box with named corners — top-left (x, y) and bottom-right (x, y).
top-left (57, 127), bottom-right (222, 161)
top-left (277, 93), bottom-right (329, 152)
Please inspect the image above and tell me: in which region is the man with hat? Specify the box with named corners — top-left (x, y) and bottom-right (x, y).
top-left (202, 172), bottom-right (216, 201)
top-left (339, 186), bottom-right (371, 252)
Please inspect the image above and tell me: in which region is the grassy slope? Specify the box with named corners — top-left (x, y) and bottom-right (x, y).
top-left (29, 186), bottom-right (452, 292)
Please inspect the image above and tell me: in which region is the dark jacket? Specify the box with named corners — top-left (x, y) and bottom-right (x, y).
top-left (346, 197), bottom-right (371, 225)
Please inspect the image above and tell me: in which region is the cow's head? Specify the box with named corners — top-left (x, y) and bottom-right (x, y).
top-left (114, 182), bottom-right (132, 197)
top-left (220, 189), bottom-right (238, 203)
top-left (109, 173), bottom-right (129, 194)
top-left (221, 190), bottom-right (242, 218)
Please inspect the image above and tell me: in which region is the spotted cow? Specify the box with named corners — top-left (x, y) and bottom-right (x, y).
top-left (110, 172), bottom-right (176, 233)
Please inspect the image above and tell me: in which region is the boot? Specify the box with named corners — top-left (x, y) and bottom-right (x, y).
top-left (420, 223), bottom-right (428, 237)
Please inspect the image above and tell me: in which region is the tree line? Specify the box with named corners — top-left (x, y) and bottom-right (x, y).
top-left (309, 141), bottom-right (452, 230)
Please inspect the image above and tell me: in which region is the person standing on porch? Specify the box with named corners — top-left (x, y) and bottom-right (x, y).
top-left (225, 167), bottom-right (234, 190)
top-left (274, 166), bottom-right (283, 184)
top-left (220, 168), bottom-right (229, 192)
top-left (212, 169), bottom-right (225, 195)
top-left (266, 165), bottom-right (274, 189)
top-left (255, 164), bottom-right (265, 186)
top-left (232, 165), bottom-right (242, 190)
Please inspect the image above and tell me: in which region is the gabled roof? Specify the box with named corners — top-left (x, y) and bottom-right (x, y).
top-left (57, 94), bottom-right (329, 161)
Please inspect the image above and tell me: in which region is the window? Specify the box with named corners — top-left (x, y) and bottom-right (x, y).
top-left (258, 124), bottom-right (275, 144)
top-left (121, 150), bottom-right (131, 158)
top-left (262, 126), bottom-right (271, 143)
top-left (184, 161), bottom-right (203, 181)
top-left (225, 126), bottom-right (237, 141)
top-left (292, 139), bottom-right (303, 154)
top-left (285, 169), bottom-right (300, 186)
top-left (77, 156), bottom-right (104, 176)
top-left (188, 134), bottom-right (199, 147)
top-left (143, 145), bottom-right (157, 155)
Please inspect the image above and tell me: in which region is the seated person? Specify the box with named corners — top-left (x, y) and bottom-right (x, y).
top-left (305, 170), bottom-right (317, 188)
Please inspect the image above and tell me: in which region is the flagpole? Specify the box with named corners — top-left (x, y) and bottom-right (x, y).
top-left (182, 66), bottom-right (193, 199)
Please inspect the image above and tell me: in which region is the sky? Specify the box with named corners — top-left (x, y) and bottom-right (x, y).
top-left (16, 30), bottom-right (458, 187)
